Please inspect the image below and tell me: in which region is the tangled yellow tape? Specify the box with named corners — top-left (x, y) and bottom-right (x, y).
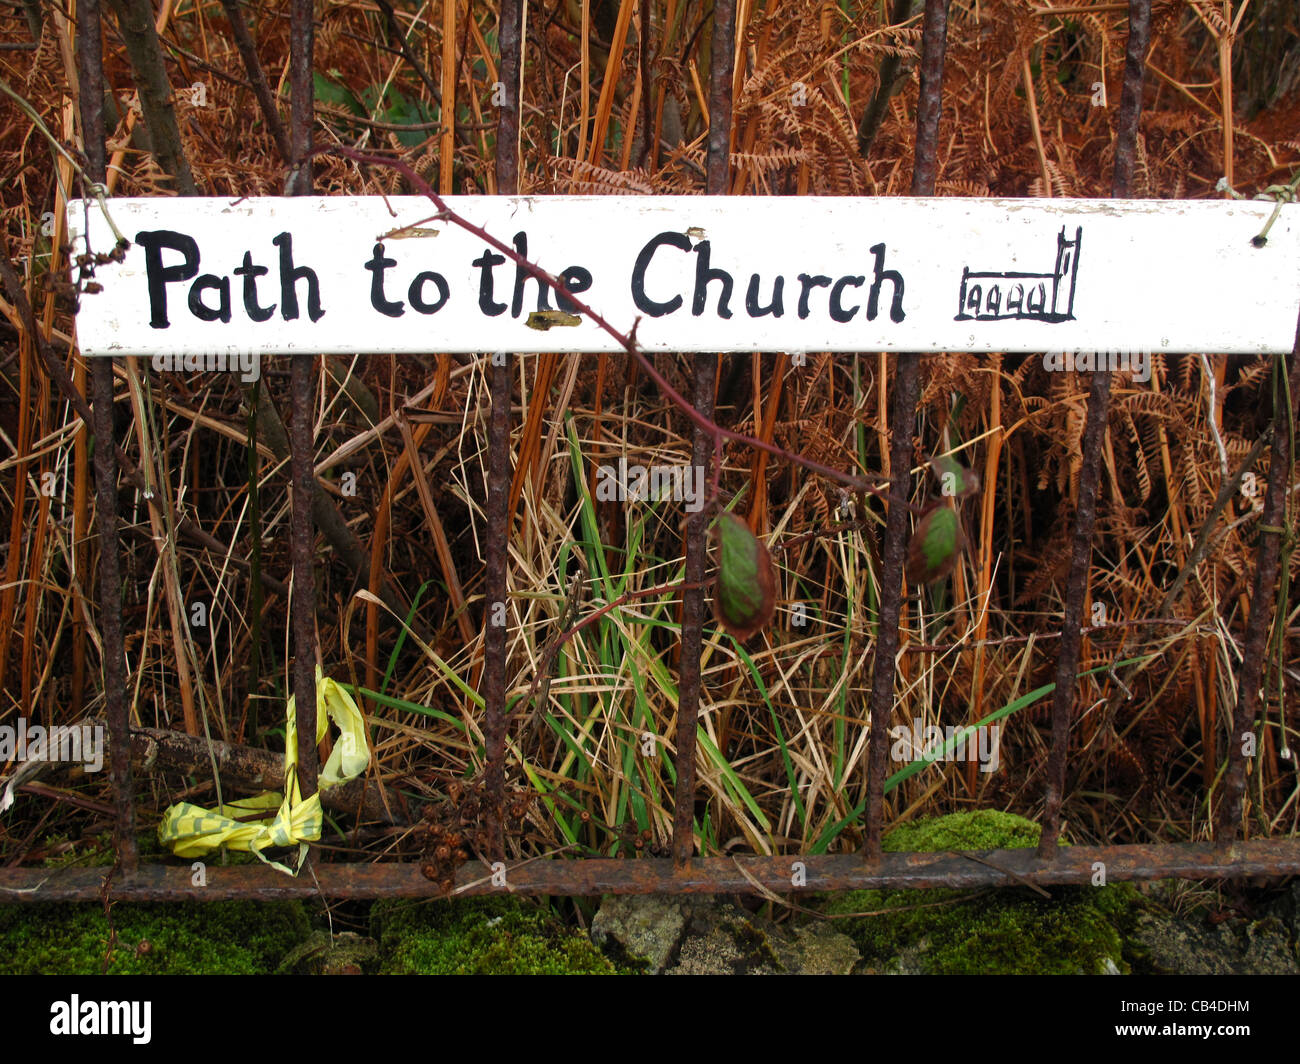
top-left (158, 667), bottom-right (370, 875)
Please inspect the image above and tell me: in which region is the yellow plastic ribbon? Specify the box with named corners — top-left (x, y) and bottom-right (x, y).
top-left (158, 667), bottom-right (369, 875)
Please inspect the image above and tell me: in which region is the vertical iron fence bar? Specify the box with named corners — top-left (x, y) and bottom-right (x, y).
top-left (484, 355), bottom-right (510, 862)
top-left (485, 0), bottom-right (524, 862)
top-left (288, 0), bottom-right (314, 196)
top-left (671, 0), bottom-right (734, 867)
top-left (908, 0), bottom-right (949, 198)
top-left (673, 352), bottom-right (716, 865)
top-left (862, 360), bottom-right (920, 859)
top-left (862, 0), bottom-right (948, 859)
top-left (1109, 0), bottom-right (1150, 202)
top-left (1036, 372), bottom-right (1110, 856)
top-left (496, 0), bottom-right (522, 196)
top-left (1217, 326), bottom-right (1300, 844)
top-left (705, 0), bottom-right (735, 195)
top-left (288, 0), bottom-right (318, 801)
top-left (78, 0), bottom-right (137, 873)
top-left (1038, 0), bottom-right (1149, 859)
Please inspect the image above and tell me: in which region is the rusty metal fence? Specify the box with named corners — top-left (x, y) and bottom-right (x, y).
top-left (2, 0), bottom-right (1300, 903)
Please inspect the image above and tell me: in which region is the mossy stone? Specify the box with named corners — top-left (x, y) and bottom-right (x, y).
top-left (0, 900), bottom-right (311, 974)
top-left (372, 897), bottom-right (627, 974)
top-left (821, 810), bottom-right (1138, 975)
top-left (1129, 912), bottom-right (1298, 975)
top-left (278, 929), bottom-right (381, 974)
top-left (666, 899), bottom-right (861, 974)
top-left (590, 894), bottom-right (687, 973)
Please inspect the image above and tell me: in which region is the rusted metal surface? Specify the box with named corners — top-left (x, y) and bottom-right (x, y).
top-left (481, 5), bottom-right (525, 861)
top-left (1038, 369), bottom-right (1112, 856)
top-left (1038, 0), bottom-right (1149, 858)
top-left (496, 0), bottom-right (523, 195)
top-left (673, 353), bottom-right (716, 866)
top-left (639, 0), bottom-right (653, 168)
top-left (4, 840), bottom-right (1298, 901)
top-left (287, 0), bottom-right (314, 194)
top-left (671, 0), bottom-right (736, 867)
top-left (910, 0), bottom-right (950, 196)
top-left (76, 0), bottom-right (137, 875)
top-left (483, 353), bottom-right (511, 862)
top-left (1218, 328), bottom-right (1300, 842)
top-left (1110, 0), bottom-right (1151, 199)
top-left (863, 357), bottom-right (921, 859)
top-left (706, 0), bottom-right (735, 196)
top-left (77, 2), bottom-right (107, 177)
top-left (91, 329), bottom-right (131, 844)
top-left (863, 0), bottom-right (947, 860)
top-left (288, 0), bottom-right (319, 800)
top-left (288, 373), bottom-right (318, 801)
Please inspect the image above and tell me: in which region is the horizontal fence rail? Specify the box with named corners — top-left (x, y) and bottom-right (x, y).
top-left (5, 842), bottom-right (1300, 902)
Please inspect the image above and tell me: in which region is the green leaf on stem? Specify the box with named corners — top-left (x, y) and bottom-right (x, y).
top-left (712, 512), bottom-right (776, 642)
top-left (906, 505), bottom-right (966, 584)
top-left (929, 452), bottom-right (980, 498)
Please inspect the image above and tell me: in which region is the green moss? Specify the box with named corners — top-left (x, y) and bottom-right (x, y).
top-left (0, 900), bottom-right (311, 974)
top-left (821, 810), bottom-right (1139, 975)
top-left (29, 831), bottom-right (179, 870)
top-left (32, 834), bottom-right (111, 869)
top-left (373, 897), bottom-right (627, 974)
top-left (879, 809), bottom-right (1043, 854)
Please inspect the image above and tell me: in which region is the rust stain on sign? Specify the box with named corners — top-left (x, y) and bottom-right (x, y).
top-left (526, 310), bottom-right (582, 330)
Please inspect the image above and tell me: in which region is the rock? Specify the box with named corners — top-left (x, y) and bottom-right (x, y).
top-left (668, 904), bottom-right (783, 975)
top-left (591, 895), bottom-right (860, 974)
top-left (1130, 913), bottom-right (1298, 975)
top-left (279, 930), bottom-right (380, 975)
top-left (774, 920), bottom-right (861, 975)
top-left (1263, 879), bottom-right (1300, 940)
top-left (590, 895), bottom-right (690, 973)
top-left (668, 901), bottom-right (859, 975)
top-left (592, 889), bottom-right (863, 972)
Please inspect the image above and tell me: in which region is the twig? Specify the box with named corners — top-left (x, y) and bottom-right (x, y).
top-left (856, 0), bottom-right (919, 157)
top-left (217, 0), bottom-right (293, 164)
top-left (517, 563), bottom-right (588, 746)
top-left (1198, 353), bottom-right (1229, 478)
top-left (106, 0), bottom-right (198, 194)
top-left (959, 852), bottom-right (1052, 898)
top-left (0, 79), bottom-right (126, 243)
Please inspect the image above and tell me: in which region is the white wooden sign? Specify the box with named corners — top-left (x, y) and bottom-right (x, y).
top-left (67, 196), bottom-right (1300, 356)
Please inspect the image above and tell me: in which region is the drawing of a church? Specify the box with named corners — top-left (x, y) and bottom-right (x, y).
top-left (954, 226), bottom-right (1082, 323)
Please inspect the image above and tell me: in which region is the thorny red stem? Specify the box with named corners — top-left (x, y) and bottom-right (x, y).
top-left (309, 144), bottom-right (898, 503)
